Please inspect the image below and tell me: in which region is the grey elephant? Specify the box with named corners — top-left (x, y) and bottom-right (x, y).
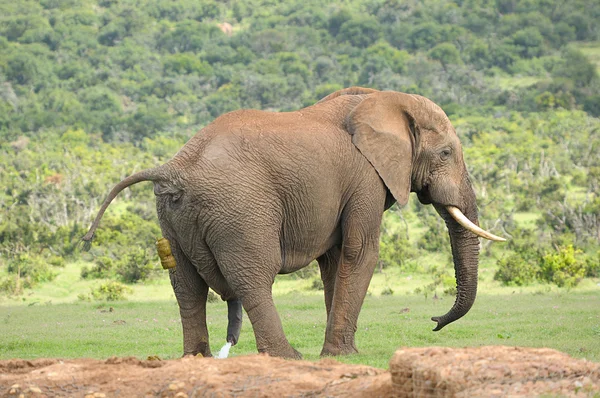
top-left (83, 87), bottom-right (504, 359)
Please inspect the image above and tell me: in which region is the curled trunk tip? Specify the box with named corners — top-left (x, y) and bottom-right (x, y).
top-left (431, 316), bottom-right (445, 332)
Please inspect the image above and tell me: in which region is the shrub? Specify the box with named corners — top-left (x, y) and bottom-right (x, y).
top-left (207, 290), bottom-right (220, 303)
top-left (494, 253), bottom-right (537, 286)
top-left (379, 230), bottom-right (415, 269)
top-left (81, 256), bottom-right (114, 279)
top-left (585, 253), bottom-right (600, 278)
top-left (443, 286), bottom-right (457, 296)
top-left (115, 248), bottom-right (159, 283)
top-left (48, 256), bottom-right (66, 268)
top-left (504, 228), bottom-right (547, 263)
top-left (415, 266), bottom-right (454, 298)
top-left (83, 281), bottom-right (132, 301)
top-left (309, 278), bottom-right (324, 291)
top-left (416, 213), bottom-right (451, 254)
top-left (539, 245), bottom-right (586, 288)
top-left (5, 254), bottom-right (57, 290)
top-left (285, 261), bottom-right (319, 280)
top-left (379, 212), bottom-right (417, 270)
top-left (0, 276), bottom-right (21, 295)
top-left (381, 287), bottom-right (394, 296)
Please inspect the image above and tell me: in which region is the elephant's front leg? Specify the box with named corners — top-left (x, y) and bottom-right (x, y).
top-left (167, 242), bottom-right (212, 357)
top-left (320, 208), bottom-right (382, 357)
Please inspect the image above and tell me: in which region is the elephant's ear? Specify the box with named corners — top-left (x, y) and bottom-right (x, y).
top-left (347, 92), bottom-right (416, 206)
top-left (317, 86), bottom-right (379, 104)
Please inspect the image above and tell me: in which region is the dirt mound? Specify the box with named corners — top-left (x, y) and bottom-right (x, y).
top-left (391, 346), bottom-right (600, 397)
top-left (0, 355), bottom-right (390, 397)
top-left (1, 346), bottom-right (599, 397)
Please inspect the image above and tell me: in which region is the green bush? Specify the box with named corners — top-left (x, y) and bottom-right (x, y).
top-left (207, 290), bottom-right (220, 303)
top-left (79, 281), bottom-right (132, 301)
top-left (417, 221), bottom-right (450, 253)
top-left (0, 276), bottom-right (21, 296)
top-left (48, 256), bottom-right (66, 268)
top-left (309, 278), bottom-right (324, 291)
top-left (6, 254), bottom-right (57, 289)
top-left (539, 245), bottom-right (586, 288)
top-left (115, 248), bottom-right (159, 283)
top-left (494, 253), bottom-right (538, 286)
top-left (540, 245), bottom-right (586, 287)
top-left (585, 253), bottom-right (600, 278)
top-left (381, 287), bottom-right (394, 296)
top-left (415, 265), bottom-right (454, 298)
top-left (81, 256), bottom-right (114, 280)
top-left (378, 230), bottom-right (415, 269)
top-left (284, 261), bottom-right (319, 280)
top-left (84, 248), bottom-right (159, 283)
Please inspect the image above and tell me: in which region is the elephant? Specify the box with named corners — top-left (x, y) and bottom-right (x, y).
top-left (82, 87), bottom-right (505, 359)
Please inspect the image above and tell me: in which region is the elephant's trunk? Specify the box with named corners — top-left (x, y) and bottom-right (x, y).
top-left (81, 165), bottom-right (170, 250)
top-left (431, 204), bottom-right (481, 331)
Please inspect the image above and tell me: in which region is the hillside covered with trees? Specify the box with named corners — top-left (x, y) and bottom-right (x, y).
top-left (1, 0), bottom-right (599, 297)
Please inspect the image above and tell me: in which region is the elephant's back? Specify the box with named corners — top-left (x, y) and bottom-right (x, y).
top-left (180, 108), bottom-right (384, 274)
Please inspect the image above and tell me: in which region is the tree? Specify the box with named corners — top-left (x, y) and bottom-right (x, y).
top-left (511, 28), bottom-right (545, 58)
top-left (428, 43), bottom-right (462, 70)
top-left (552, 47), bottom-right (598, 88)
top-left (337, 16), bottom-right (382, 48)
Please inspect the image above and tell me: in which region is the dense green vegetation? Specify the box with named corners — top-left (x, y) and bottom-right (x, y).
top-left (1, 0), bottom-right (599, 303)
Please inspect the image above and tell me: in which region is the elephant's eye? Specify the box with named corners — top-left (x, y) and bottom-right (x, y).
top-left (440, 148), bottom-right (452, 160)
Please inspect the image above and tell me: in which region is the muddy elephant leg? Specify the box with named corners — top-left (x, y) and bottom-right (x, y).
top-left (317, 246), bottom-right (341, 322)
top-left (167, 240), bottom-right (212, 357)
top-left (320, 203), bottom-right (383, 357)
top-left (226, 298), bottom-right (243, 345)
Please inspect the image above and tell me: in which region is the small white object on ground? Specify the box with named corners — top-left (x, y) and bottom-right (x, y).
top-left (216, 342), bottom-right (232, 359)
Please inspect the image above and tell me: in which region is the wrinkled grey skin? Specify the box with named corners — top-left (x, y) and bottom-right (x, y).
top-left (83, 87), bottom-right (483, 359)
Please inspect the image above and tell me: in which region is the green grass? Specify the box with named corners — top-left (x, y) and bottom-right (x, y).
top-left (513, 211), bottom-right (540, 228)
top-left (493, 75), bottom-right (542, 90)
top-left (1, 267), bottom-right (599, 369)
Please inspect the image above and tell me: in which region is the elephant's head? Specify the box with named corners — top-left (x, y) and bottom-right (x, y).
top-left (342, 89), bottom-right (505, 331)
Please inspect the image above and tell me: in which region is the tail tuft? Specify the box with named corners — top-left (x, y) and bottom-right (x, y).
top-left (80, 234), bottom-right (94, 252)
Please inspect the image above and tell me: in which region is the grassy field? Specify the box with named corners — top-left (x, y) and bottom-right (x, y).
top-left (1, 261), bottom-right (599, 369)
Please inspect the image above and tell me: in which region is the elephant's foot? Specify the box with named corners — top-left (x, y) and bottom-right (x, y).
top-left (321, 327), bottom-right (359, 357)
top-left (320, 342), bottom-right (358, 357)
top-left (183, 341), bottom-right (211, 358)
top-left (259, 345), bottom-right (302, 360)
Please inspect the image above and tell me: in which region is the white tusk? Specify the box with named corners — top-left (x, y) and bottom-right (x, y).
top-left (446, 206), bottom-right (507, 242)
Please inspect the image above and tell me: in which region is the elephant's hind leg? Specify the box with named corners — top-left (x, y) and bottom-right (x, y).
top-left (317, 246), bottom-right (341, 322)
top-left (212, 233), bottom-right (301, 359)
top-left (242, 288), bottom-right (302, 359)
top-left (167, 239), bottom-right (213, 357)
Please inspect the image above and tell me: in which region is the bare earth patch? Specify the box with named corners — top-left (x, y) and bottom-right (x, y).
top-left (1, 346), bottom-right (599, 397)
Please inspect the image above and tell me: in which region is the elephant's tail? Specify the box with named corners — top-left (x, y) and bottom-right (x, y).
top-left (81, 166), bottom-right (167, 251)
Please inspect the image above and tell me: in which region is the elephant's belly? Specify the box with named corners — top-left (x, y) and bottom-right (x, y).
top-left (278, 225), bottom-right (341, 274)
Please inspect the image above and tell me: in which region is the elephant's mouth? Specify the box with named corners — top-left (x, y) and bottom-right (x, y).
top-left (416, 186), bottom-right (432, 205)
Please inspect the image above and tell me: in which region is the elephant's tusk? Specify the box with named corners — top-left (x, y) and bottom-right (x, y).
top-left (446, 206), bottom-right (507, 242)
